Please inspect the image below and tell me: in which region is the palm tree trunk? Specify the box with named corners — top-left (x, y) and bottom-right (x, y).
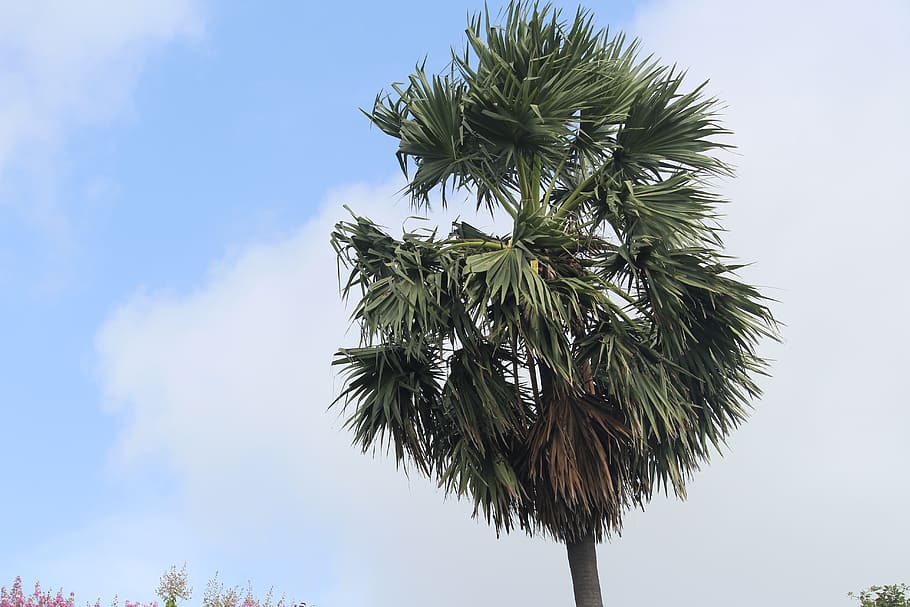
top-left (566, 532), bottom-right (604, 607)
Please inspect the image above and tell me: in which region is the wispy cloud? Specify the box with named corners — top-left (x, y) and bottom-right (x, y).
top-left (0, 0), bottom-right (202, 267)
top-left (0, 0), bottom-right (202, 173)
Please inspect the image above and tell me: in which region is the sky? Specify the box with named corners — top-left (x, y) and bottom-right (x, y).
top-left (1, 1), bottom-right (908, 606)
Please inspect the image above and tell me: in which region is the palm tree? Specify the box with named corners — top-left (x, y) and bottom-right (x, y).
top-left (331, 3), bottom-right (778, 606)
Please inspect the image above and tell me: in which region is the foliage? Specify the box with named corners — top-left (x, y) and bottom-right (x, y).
top-left (849, 584), bottom-right (910, 607)
top-left (332, 0), bottom-right (778, 544)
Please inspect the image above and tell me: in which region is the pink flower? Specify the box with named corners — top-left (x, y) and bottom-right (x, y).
top-left (2, 579), bottom-right (152, 607)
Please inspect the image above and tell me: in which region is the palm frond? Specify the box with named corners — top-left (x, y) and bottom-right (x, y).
top-left (338, 0), bottom-right (779, 544)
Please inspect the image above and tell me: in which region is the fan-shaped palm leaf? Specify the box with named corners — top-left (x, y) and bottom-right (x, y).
top-left (332, 3), bottom-right (778, 606)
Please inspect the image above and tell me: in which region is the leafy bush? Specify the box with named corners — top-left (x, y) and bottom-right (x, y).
top-left (849, 584), bottom-right (910, 607)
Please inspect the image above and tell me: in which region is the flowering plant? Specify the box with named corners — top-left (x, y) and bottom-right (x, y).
top-left (201, 572), bottom-right (291, 607)
top-left (3, 566), bottom-right (304, 607)
top-left (157, 564), bottom-right (191, 607)
top-left (0, 578), bottom-right (156, 607)
top-left (1, 578), bottom-right (76, 607)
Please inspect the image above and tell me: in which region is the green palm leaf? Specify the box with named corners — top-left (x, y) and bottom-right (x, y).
top-left (332, 3), bottom-right (779, 605)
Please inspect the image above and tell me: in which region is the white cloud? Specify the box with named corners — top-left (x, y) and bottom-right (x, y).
top-left (96, 181), bottom-right (567, 605)
top-left (607, 1), bottom-right (910, 606)
top-left (0, 0), bottom-right (202, 168)
top-left (95, 1), bottom-right (910, 606)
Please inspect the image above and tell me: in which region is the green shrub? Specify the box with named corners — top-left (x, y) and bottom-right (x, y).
top-left (849, 584), bottom-right (910, 607)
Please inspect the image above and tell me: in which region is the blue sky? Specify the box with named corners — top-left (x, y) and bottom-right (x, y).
top-left (2, 1), bottom-right (908, 606)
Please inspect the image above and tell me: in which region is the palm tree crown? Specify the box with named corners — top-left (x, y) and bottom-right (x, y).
top-left (332, 1), bottom-right (777, 545)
